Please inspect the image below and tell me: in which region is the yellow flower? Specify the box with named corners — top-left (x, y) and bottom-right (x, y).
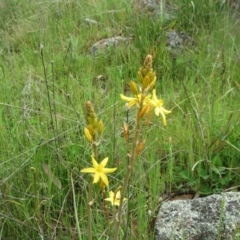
top-left (147, 89), bottom-right (171, 126)
top-left (105, 190), bottom-right (127, 206)
top-left (80, 156), bottom-right (117, 186)
top-left (120, 93), bottom-right (151, 108)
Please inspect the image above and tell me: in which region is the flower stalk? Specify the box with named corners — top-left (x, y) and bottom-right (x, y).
top-left (112, 89), bottom-right (144, 239)
top-left (80, 55), bottom-right (171, 240)
top-left (113, 55), bottom-right (171, 239)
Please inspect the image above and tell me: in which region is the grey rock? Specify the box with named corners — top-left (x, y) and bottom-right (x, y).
top-left (155, 192), bottom-right (240, 240)
top-left (165, 30), bottom-right (196, 55)
top-left (89, 36), bottom-right (132, 56)
top-left (132, 0), bottom-right (177, 20)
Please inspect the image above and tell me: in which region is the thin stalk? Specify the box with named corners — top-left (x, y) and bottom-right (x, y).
top-left (87, 180), bottom-right (93, 240)
top-left (40, 47), bottom-right (54, 133)
top-left (92, 143), bottom-right (98, 161)
top-left (51, 61), bottom-right (58, 138)
top-left (31, 167), bottom-right (39, 221)
top-left (71, 173), bottom-right (82, 240)
top-left (40, 46), bottom-right (60, 161)
top-left (112, 93), bottom-right (145, 239)
top-left (102, 191), bottom-right (110, 228)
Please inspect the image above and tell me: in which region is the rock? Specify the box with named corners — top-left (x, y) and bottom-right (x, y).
top-left (164, 30), bottom-right (196, 55)
top-left (155, 192), bottom-right (240, 240)
top-left (89, 36), bottom-right (132, 56)
top-left (229, 0), bottom-right (240, 13)
top-left (132, 0), bottom-right (177, 20)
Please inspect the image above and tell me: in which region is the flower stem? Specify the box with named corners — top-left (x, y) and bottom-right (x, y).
top-left (87, 180), bottom-right (93, 240)
top-left (112, 95), bottom-right (144, 239)
top-left (102, 191), bottom-right (110, 227)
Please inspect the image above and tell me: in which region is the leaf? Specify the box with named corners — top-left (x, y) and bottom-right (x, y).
top-left (212, 155), bottom-right (223, 167)
top-left (179, 169), bottom-right (190, 180)
top-left (199, 185), bottom-right (212, 195)
top-left (42, 163), bottom-right (62, 190)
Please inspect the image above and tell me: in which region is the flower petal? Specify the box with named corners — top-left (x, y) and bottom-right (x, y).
top-left (159, 110), bottom-right (167, 126)
top-left (100, 173), bottom-right (109, 186)
top-left (152, 89), bottom-right (157, 102)
top-left (91, 155), bottom-right (99, 169)
top-left (161, 107), bottom-right (172, 114)
top-left (105, 191), bottom-right (115, 205)
top-left (93, 172), bottom-right (100, 184)
top-left (127, 99), bottom-right (138, 108)
top-left (120, 94), bottom-right (134, 102)
top-left (102, 167), bottom-right (117, 174)
top-left (147, 99), bottom-right (157, 108)
top-left (154, 107), bottom-right (160, 116)
top-left (100, 157), bottom-right (108, 168)
top-left (115, 191), bottom-right (121, 199)
top-left (109, 191), bottom-right (114, 199)
top-left (156, 99), bottom-right (163, 107)
top-left (80, 167), bottom-right (96, 173)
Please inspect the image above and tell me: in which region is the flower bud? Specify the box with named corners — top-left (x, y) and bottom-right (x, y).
top-left (138, 104), bottom-right (150, 119)
top-left (147, 75), bottom-right (156, 90)
top-left (129, 80), bottom-right (139, 95)
top-left (87, 125), bottom-right (95, 137)
top-left (122, 122), bottom-right (129, 141)
top-left (97, 120), bottom-right (104, 135)
top-left (136, 140), bottom-right (145, 156)
top-left (138, 71), bottom-right (144, 84)
top-left (84, 127), bottom-right (93, 143)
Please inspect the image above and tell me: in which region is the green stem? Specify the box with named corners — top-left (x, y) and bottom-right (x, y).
top-left (71, 173), bottom-right (82, 240)
top-left (102, 191), bottom-right (110, 229)
top-left (87, 180), bottom-right (93, 240)
top-left (112, 93), bottom-right (145, 239)
top-left (31, 168), bottom-right (39, 221)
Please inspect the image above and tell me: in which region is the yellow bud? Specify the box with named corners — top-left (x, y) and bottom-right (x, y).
top-left (148, 75), bottom-right (156, 90)
top-left (97, 120), bottom-right (104, 135)
top-left (138, 104), bottom-right (150, 119)
top-left (87, 125), bottom-right (95, 136)
top-left (122, 122), bottom-right (129, 141)
top-left (136, 140), bottom-right (145, 156)
top-left (129, 80), bottom-right (139, 95)
top-left (146, 110), bottom-right (152, 125)
top-left (86, 116), bottom-right (92, 124)
top-left (143, 55), bottom-right (153, 70)
top-left (84, 127), bottom-right (93, 143)
top-left (138, 71), bottom-right (144, 84)
top-left (92, 118), bottom-right (98, 128)
top-left (142, 75), bottom-right (150, 89)
top-left (85, 101), bottom-right (97, 125)
top-left (141, 68), bottom-right (147, 77)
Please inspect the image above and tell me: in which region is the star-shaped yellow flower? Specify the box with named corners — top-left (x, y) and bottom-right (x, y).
top-left (120, 93), bottom-right (151, 108)
top-left (80, 156), bottom-right (117, 186)
top-left (147, 89), bottom-right (171, 126)
top-left (105, 190), bottom-right (127, 206)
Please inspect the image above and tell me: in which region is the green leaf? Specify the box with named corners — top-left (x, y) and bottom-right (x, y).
top-left (212, 155), bottom-right (223, 167)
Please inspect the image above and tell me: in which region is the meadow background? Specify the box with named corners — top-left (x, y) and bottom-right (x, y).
top-left (0, 0), bottom-right (240, 239)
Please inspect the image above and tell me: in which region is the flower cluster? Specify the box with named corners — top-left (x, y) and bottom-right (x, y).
top-left (79, 55), bottom-right (171, 237)
top-left (120, 55), bottom-right (171, 126)
top-left (81, 101), bottom-right (126, 206)
top-left (84, 101), bottom-right (104, 143)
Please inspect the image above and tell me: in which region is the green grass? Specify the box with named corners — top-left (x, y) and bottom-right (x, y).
top-left (0, 0), bottom-right (240, 239)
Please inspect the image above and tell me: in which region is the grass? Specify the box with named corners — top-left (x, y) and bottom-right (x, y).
top-left (0, 0), bottom-right (240, 239)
